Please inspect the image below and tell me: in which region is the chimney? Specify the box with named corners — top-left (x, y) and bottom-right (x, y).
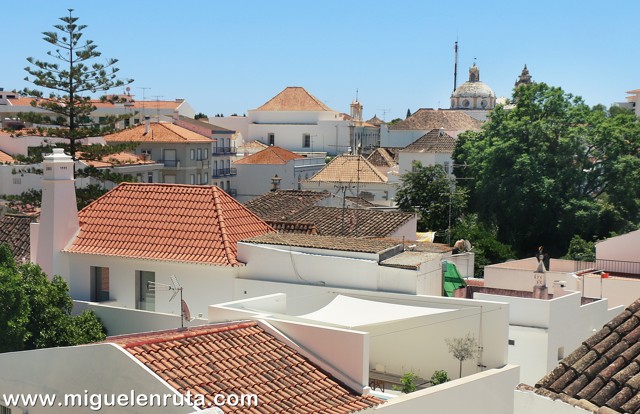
top-left (439, 127), bottom-right (445, 137)
top-left (172, 110), bottom-right (179, 122)
top-left (30, 148), bottom-right (79, 282)
top-left (144, 116), bottom-right (150, 134)
top-left (532, 260), bottom-right (548, 299)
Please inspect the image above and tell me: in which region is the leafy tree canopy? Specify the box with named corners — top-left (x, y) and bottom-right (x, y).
top-left (454, 82), bottom-right (640, 256)
top-left (0, 244), bottom-right (106, 353)
top-left (21, 9), bottom-right (133, 159)
top-left (396, 163), bottom-right (467, 239)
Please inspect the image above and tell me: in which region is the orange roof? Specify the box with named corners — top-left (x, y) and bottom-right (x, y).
top-left (5, 97), bottom-right (35, 106)
top-left (65, 183), bottom-right (275, 265)
top-left (104, 122), bottom-right (212, 143)
top-left (0, 150), bottom-right (16, 164)
top-left (234, 146), bottom-right (304, 165)
top-left (78, 151), bottom-right (155, 168)
top-left (307, 155), bottom-right (387, 184)
top-left (256, 87), bottom-right (334, 111)
top-left (109, 322), bottom-right (382, 413)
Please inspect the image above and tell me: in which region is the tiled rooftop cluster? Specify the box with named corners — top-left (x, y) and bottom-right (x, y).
top-left (306, 155), bottom-right (387, 184)
top-left (256, 86), bottom-right (333, 112)
top-left (388, 108), bottom-right (483, 131)
top-left (105, 122), bottom-right (212, 143)
top-left (234, 146), bottom-right (304, 165)
top-left (110, 322), bottom-right (382, 413)
top-left (0, 215), bottom-right (33, 261)
top-left (0, 149), bottom-right (16, 164)
top-left (65, 183), bottom-right (274, 265)
top-left (401, 128), bottom-right (457, 153)
top-left (532, 298), bottom-right (640, 413)
top-left (242, 233), bottom-right (403, 254)
top-left (265, 221), bottom-right (318, 235)
top-left (244, 191), bottom-right (330, 221)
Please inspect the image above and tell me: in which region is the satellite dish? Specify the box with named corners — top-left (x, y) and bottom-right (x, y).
top-left (126, 86), bottom-right (131, 92)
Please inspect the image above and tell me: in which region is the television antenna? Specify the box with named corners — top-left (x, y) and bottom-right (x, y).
top-left (147, 275), bottom-right (194, 329)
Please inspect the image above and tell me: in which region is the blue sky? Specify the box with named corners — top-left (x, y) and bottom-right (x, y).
top-left (3, 1), bottom-right (638, 121)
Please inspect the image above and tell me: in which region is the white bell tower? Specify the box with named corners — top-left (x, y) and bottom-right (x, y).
top-left (30, 148), bottom-right (79, 280)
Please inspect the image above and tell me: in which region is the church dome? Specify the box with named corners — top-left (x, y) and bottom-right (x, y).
top-left (450, 64), bottom-right (496, 110)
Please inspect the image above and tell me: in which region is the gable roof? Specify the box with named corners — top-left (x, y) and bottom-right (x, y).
top-left (367, 148), bottom-right (397, 168)
top-left (255, 87), bottom-right (334, 112)
top-left (306, 155), bottom-right (387, 184)
top-left (104, 122), bottom-right (212, 143)
top-left (401, 128), bottom-right (457, 153)
top-left (289, 206), bottom-right (415, 237)
top-left (532, 298), bottom-right (640, 413)
top-left (0, 215), bottom-right (34, 262)
top-left (65, 183), bottom-right (274, 266)
top-left (177, 115), bottom-right (233, 134)
top-left (244, 190), bottom-right (331, 221)
top-left (0, 149), bottom-right (16, 164)
top-left (389, 108), bottom-right (483, 131)
top-left (109, 322), bottom-right (382, 413)
top-left (234, 146), bottom-right (304, 165)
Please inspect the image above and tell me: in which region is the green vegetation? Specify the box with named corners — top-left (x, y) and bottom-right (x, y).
top-left (393, 371), bottom-right (418, 394)
top-left (445, 333), bottom-right (479, 379)
top-left (21, 9), bottom-right (133, 160)
top-left (429, 369), bottom-right (450, 386)
top-left (0, 244), bottom-right (106, 353)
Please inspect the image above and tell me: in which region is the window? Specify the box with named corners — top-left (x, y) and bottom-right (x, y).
top-left (444, 161), bottom-right (450, 175)
top-left (90, 266), bottom-right (110, 302)
top-left (190, 174), bottom-right (195, 184)
top-left (203, 148), bottom-right (209, 159)
top-left (0, 405), bottom-right (12, 414)
top-left (302, 134), bottom-right (311, 148)
top-left (268, 133), bottom-right (275, 146)
top-left (136, 271), bottom-right (155, 311)
top-left (197, 173), bottom-right (202, 184)
top-left (13, 178), bottom-right (21, 185)
top-left (190, 149), bottom-right (196, 160)
top-left (197, 148), bottom-right (202, 160)
top-left (203, 174), bottom-right (208, 184)
top-left (508, 339), bottom-right (515, 346)
top-left (558, 346), bottom-right (565, 360)
top-left (147, 172), bottom-right (154, 183)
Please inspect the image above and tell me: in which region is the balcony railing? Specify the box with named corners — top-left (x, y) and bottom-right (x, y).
top-left (212, 146), bottom-right (237, 155)
top-left (160, 159), bottom-right (180, 168)
top-left (574, 259), bottom-right (640, 276)
top-left (212, 168), bottom-right (237, 178)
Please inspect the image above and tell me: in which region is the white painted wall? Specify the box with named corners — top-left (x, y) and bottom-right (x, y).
top-left (474, 291), bottom-right (621, 384)
top-left (380, 127), bottom-right (428, 149)
top-left (484, 258), bottom-right (581, 292)
top-left (66, 253), bottom-right (238, 316)
top-left (375, 365), bottom-right (520, 414)
top-left (398, 151), bottom-right (453, 175)
top-left (582, 273), bottom-right (640, 308)
top-left (0, 164), bottom-right (42, 196)
top-left (301, 179), bottom-right (396, 206)
top-left (0, 343), bottom-right (195, 413)
top-left (236, 243), bottom-right (442, 296)
top-left (515, 387), bottom-right (592, 414)
top-left (0, 134), bottom-right (103, 157)
top-left (596, 229), bottom-right (640, 262)
top-left (229, 280), bottom-right (510, 372)
top-left (208, 116), bottom-right (250, 144)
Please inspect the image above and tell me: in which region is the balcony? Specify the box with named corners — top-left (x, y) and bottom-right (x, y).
top-left (160, 159), bottom-right (180, 168)
top-left (212, 146), bottom-right (237, 155)
top-left (212, 168), bottom-right (237, 178)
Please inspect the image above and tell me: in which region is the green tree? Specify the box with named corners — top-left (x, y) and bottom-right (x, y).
top-left (445, 333), bottom-right (479, 379)
top-left (21, 9), bottom-right (133, 160)
top-left (396, 163), bottom-right (467, 238)
top-left (0, 245), bottom-right (107, 353)
top-left (194, 112), bottom-right (208, 120)
top-left (406, 108), bottom-right (412, 118)
top-left (454, 82), bottom-right (640, 256)
top-left (562, 235), bottom-right (596, 262)
top-left (452, 214), bottom-right (515, 277)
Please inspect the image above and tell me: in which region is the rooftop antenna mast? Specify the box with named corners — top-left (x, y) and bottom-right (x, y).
top-left (138, 87), bottom-right (151, 120)
top-left (147, 275), bottom-right (194, 329)
top-left (378, 109), bottom-right (391, 121)
top-left (151, 95), bottom-right (164, 122)
top-left (453, 40), bottom-right (459, 92)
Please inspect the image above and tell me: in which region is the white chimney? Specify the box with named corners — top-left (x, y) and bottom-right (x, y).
top-left (144, 116), bottom-right (150, 134)
top-left (532, 260), bottom-right (548, 299)
top-left (30, 148), bottom-right (79, 281)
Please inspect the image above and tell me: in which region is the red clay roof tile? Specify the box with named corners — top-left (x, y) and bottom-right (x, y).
top-left (65, 183), bottom-right (274, 265)
top-left (234, 146), bottom-right (304, 165)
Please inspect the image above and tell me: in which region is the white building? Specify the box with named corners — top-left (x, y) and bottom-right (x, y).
top-left (450, 64), bottom-right (497, 121)
top-left (233, 145), bottom-right (325, 202)
top-left (398, 128), bottom-right (457, 175)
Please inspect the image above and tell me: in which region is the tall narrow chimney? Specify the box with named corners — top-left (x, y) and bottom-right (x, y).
top-left (144, 116), bottom-right (150, 134)
top-left (533, 260), bottom-right (548, 299)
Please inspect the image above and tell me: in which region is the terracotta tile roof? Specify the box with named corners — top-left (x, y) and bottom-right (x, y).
top-left (5, 97), bottom-right (35, 106)
top-left (177, 116), bottom-right (234, 133)
top-left (65, 183), bottom-right (275, 266)
top-left (238, 140), bottom-right (269, 151)
top-left (244, 190), bottom-right (330, 221)
top-left (0, 150), bottom-right (16, 164)
top-left (90, 100), bottom-right (183, 110)
top-left (306, 155), bottom-right (387, 184)
top-left (234, 146), bottom-right (304, 165)
top-left (109, 322), bottom-right (382, 413)
top-left (534, 298), bottom-right (640, 413)
top-left (255, 87), bottom-right (334, 112)
top-left (366, 148), bottom-right (397, 168)
top-left (0, 215), bottom-right (34, 262)
top-left (265, 221), bottom-right (318, 235)
top-left (288, 206), bottom-right (414, 237)
top-left (388, 108), bottom-right (483, 131)
top-left (242, 233), bottom-right (403, 254)
top-left (366, 115), bottom-right (385, 126)
top-left (104, 122), bottom-right (212, 143)
top-left (401, 128), bottom-right (457, 153)
top-left (78, 151), bottom-right (155, 168)
top-left (345, 196), bottom-right (378, 208)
